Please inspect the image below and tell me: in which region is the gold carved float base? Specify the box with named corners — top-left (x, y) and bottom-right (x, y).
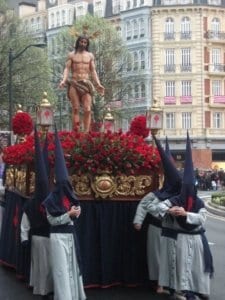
top-left (5, 166), bottom-right (157, 200)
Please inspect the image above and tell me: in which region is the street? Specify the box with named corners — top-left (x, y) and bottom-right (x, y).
top-left (0, 191), bottom-right (225, 300)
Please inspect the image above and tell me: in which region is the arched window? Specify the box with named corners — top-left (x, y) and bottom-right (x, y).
top-left (141, 83), bottom-right (146, 98)
top-left (140, 18), bottom-right (145, 37)
top-left (212, 17), bottom-right (220, 37)
top-left (181, 16), bottom-right (190, 33)
top-left (165, 17), bottom-right (174, 33)
top-left (133, 20), bottom-right (138, 38)
top-left (140, 51), bottom-right (145, 69)
top-left (126, 21), bottom-right (131, 40)
top-left (134, 52), bottom-right (138, 70)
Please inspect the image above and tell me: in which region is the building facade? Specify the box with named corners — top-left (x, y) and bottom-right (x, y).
top-left (16, 0), bottom-right (225, 169)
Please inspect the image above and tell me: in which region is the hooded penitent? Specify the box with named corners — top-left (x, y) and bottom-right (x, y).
top-left (169, 131), bottom-right (214, 276)
top-left (153, 135), bottom-right (182, 201)
top-left (23, 126), bottom-right (50, 236)
top-left (169, 131), bottom-right (204, 220)
top-left (42, 126), bottom-right (79, 216)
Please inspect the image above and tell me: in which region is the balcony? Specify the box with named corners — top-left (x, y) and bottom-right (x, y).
top-left (180, 32), bottom-right (192, 40)
top-left (209, 64), bottom-right (225, 73)
top-left (164, 64), bottom-right (176, 73)
top-left (205, 31), bottom-right (225, 40)
top-left (164, 96), bottom-right (176, 105)
top-left (180, 96), bottom-right (192, 104)
top-left (180, 65), bottom-right (192, 72)
top-left (164, 32), bottom-right (175, 40)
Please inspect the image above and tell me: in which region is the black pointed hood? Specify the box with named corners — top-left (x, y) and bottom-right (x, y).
top-left (153, 135), bottom-right (181, 200)
top-left (43, 126), bottom-right (79, 216)
top-left (34, 126), bottom-right (49, 201)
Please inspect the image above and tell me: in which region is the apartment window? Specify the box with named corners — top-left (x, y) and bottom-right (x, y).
top-left (133, 52), bottom-right (138, 70)
top-left (165, 49), bottom-right (175, 72)
top-left (140, 0), bottom-right (144, 5)
top-left (140, 18), bottom-right (145, 37)
top-left (211, 17), bottom-right (220, 37)
top-left (127, 53), bottom-right (132, 71)
top-left (213, 112), bottom-right (222, 128)
top-left (182, 112), bottom-right (191, 129)
top-left (127, 0), bottom-right (131, 9)
top-left (133, 0), bottom-right (137, 7)
top-left (140, 51), bottom-right (145, 69)
top-left (166, 81), bottom-right (175, 96)
top-left (113, 0), bottom-right (120, 14)
top-left (56, 11), bottom-right (60, 26)
top-left (24, 20), bottom-right (28, 32)
top-left (135, 84), bottom-right (139, 98)
top-left (181, 17), bottom-right (191, 39)
top-left (166, 113), bottom-right (175, 129)
top-left (212, 48), bottom-right (220, 64)
top-left (141, 83), bottom-right (146, 97)
top-left (181, 48), bottom-right (191, 65)
top-left (133, 20), bottom-right (138, 38)
top-left (126, 21), bottom-right (131, 40)
top-left (95, 1), bottom-right (103, 17)
top-left (212, 80), bottom-right (221, 96)
top-left (127, 85), bottom-right (133, 99)
top-left (50, 13), bottom-right (54, 28)
top-left (181, 81), bottom-right (191, 96)
top-left (62, 10), bottom-right (66, 25)
top-left (36, 17), bottom-right (41, 31)
top-left (165, 17), bottom-right (175, 39)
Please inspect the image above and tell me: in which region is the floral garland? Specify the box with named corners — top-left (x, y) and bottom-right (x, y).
top-left (12, 112), bottom-right (33, 135)
top-left (128, 115), bottom-right (150, 138)
top-left (3, 131), bottom-right (161, 176)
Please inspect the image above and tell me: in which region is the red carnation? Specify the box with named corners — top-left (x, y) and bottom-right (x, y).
top-left (12, 112), bottom-right (33, 135)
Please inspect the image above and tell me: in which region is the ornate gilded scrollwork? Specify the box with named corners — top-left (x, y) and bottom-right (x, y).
top-left (5, 166), bottom-right (155, 200)
top-left (91, 173), bottom-right (117, 199)
top-left (71, 174), bottom-right (92, 197)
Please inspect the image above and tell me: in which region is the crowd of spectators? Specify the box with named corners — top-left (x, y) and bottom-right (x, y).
top-left (195, 168), bottom-right (225, 191)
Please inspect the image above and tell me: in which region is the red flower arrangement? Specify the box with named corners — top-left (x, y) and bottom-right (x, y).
top-left (128, 115), bottom-right (150, 138)
top-left (12, 112), bottom-right (33, 135)
top-left (3, 131), bottom-right (161, 176)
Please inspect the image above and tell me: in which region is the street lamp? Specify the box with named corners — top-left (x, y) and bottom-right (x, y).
top-left (146, 97), bottom-right (163, 142)
top-left (103, 108), bottom-right (115, 132)
top-left (8, 43), bottom-right (46, 145)
top-left (36, 92), bottom-right (54, 135)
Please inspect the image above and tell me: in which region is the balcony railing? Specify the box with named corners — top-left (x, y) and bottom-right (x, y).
top-left (180, 32), bottom-right (192, 40)
top-left (164, 64), bottom-right (176, 73)
top-left (180, 64), bottom-right (192, 72)
top-left (164, 32), bottom-right (175, 40)
top-left (209, 64), bottom-right (225, 72)
top-left (205, 30), bottom-right (225, 40)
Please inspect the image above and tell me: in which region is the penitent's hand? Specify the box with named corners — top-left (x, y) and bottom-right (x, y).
top-left (134, 223), bottom-right (142, 231)
top-left (68, 206), bottom-right (81, 218)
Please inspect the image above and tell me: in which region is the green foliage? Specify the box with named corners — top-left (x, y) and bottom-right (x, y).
top-left (57, 14), bottom-right (129, 122)
top-left (211, 192), bottom-right (225, 206)
top-left (0, 0), bottom-right (54, 128)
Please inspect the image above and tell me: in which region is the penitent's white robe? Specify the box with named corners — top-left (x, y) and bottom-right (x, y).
top-left (21, 213), bottom-right (53, 296)
top-left (133, 192), bottom-right (162, 281)
top-left (46, 212), bottom-right (86, 300)
top-left (144, 198), bottom-right (211, 296)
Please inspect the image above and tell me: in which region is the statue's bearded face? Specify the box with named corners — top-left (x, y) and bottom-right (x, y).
top-left (78, 38), bottom-right (88, 51)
